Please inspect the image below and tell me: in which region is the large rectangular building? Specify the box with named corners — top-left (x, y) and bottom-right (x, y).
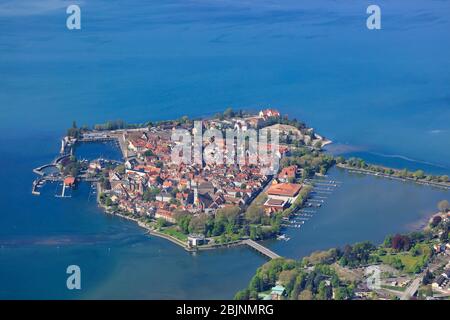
top-left (267, 183), bottom-right (302, 198)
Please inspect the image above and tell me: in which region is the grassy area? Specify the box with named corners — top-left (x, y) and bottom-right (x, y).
top-left (378, 244), bottom-right (432, 274)
top-left (380, 285), bottom-right (406, 292)
top-left (160, 227), bottom-right (188, 242)
top-left (332, 263), bottom-right (360, 283)
top-left (418, 285), bottom-right (433, 298)
top-left (257, 290), bottom-right (272, 299)
top-left (213, 233), bottom-right (242, 244)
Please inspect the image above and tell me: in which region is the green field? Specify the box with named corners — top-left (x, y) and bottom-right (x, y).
top-left (160, 227), bottom-right (188, 241)
top-left (380, 285), bottom-right (406, 292)
top-left (379, 244), bottom-right (432, 274)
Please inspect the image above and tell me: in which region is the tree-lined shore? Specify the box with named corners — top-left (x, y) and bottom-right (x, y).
top-left (235, 201), bottom-right (450, 300)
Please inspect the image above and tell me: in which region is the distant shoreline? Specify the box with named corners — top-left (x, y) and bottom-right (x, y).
top-left (336, 164), bottom-right (450, 190)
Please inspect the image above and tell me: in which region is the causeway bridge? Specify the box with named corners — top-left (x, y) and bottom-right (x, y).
top-left (242, 239), bottom-right (281, 260)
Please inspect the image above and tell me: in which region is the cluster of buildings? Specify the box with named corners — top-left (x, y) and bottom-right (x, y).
top-left (432, 266), bottom-right (450, 294)
top-left (433, 242), bottom-right (450, 254)
top-left (431, 213), bottom-right (450, 295)
top-left (205, 109), bottom-right (281, 132)
top-left (102, 109), bottom-right (293, 224)
top-left (432, 212), bottom-right (450, 254)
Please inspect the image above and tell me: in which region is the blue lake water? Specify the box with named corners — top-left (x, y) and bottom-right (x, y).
top-left (74, 141), bottom-right (124, 162)
top-left (0, 0), bottom-right (449, 299)
top-left (267, 167), bottom-right (449, 258)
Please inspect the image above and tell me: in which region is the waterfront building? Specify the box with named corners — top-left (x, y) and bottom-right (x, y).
top-left (63, 176), bottom-right (76, 187)
top-left (259, 109), bottom-right (281, 120)
top-left (278, 165), bottom-right (298, 182)
top-left (263, 198), bottom-right (288, 215)
top-left (432, 275), bottom-right (448, 290)
top-left (270, 285), bottom-right (286, 300)
top-left (187, 234), bottom-right (205, 247)
top-left (267, 183), bottom-right (302, 201)
top-left (155, 209), bottom-right (176, 223)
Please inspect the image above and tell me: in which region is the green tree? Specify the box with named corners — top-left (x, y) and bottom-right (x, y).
top-left (188, 214), bottom-right (209, 235)
top-left (430, 215), bottom-right (442, 228)
top-left (143, 187), bottom-right (160, 201)
top-left (390, 257), bottom-right (404, 270)
top-left (101, 177), bottom-right (111, 190)
top-left (334, 287), bottom-right (349, 300)
top-left (104, 197), bottom-right (113, 207)
top-left (245, 204), bottom-right (264, 224)
top-left (278, 269), bottom-right (297, 294)
top-left (317, 281), bottom-right (332, 300)
top-left (383, 234), bottom-right (393, 247)
top-left (216, 206), bottom-right (241, 234)
top-left (336, 156), bottom-right (345, 164)
top-left (175, 211), bottom-right (192, 234)
top-left (249, 225), bottom-right (263, 240)
top-left (249, 274), bottom-right (263, 292)
top-left (143, 150), bottom-right (154, 157)
top-left (290, 273), bottom-right (307, 299)
top-left (67, 120), bottom-right (81, 138)
top-left (180, 115), bottom-right (189, 124)
top-left (297, 289), bottom-right (313, 300)
top-left (234, 289), bottom-right (250, 300)
top-left (438, 200), bottom-right (449, 213)
top-left (115, 165), bottom-right (126, 175)
top-left (223, 107), bottom-right (235, 119)
top-left (413, 170), bottom-right (425, 179)
top-left (156, 218), bottom-right (167, 230)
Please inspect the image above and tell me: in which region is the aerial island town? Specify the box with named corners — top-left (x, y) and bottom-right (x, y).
top-left (31, 108), bottom-right (450, 300)
top-left (32, 109), bottom-right (332, 249)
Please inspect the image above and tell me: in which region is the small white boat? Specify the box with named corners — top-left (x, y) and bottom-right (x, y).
top-left (277, 234), bottom-right (290, 241)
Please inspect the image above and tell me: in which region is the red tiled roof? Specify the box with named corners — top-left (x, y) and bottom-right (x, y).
top-left (260, 109), bottom-right (280, 117)
top-left (64, 176), bottom-right (75, 185)
top-left (130, 139), bottom-right (147, 148)
top-left (278, 165), bottom-right (297, 179)
top-left (156, 209), bottom-right (173, 218)
top-left (267, 183), bottom-right (302, 197)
